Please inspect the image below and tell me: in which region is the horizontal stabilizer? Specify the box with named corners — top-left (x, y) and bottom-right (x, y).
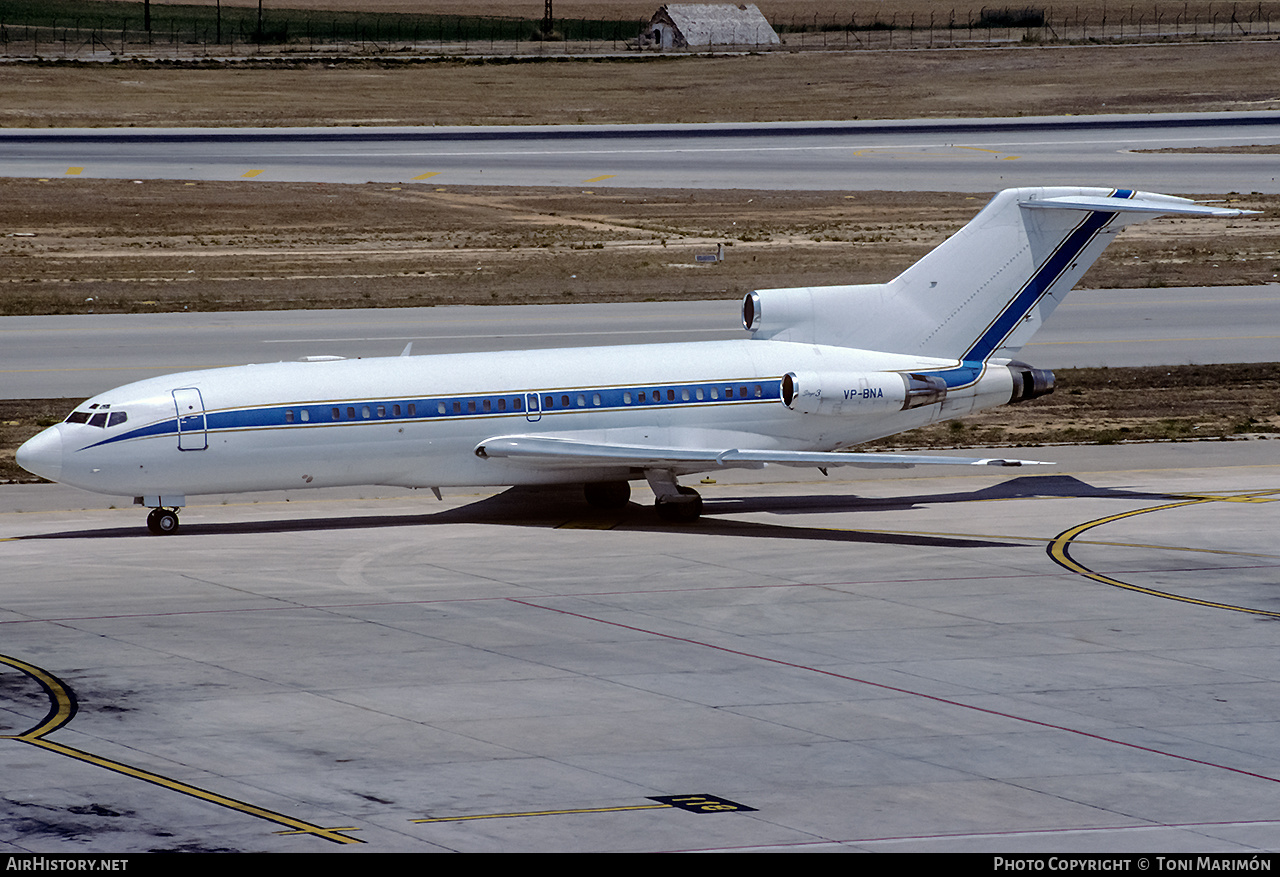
top-left (475, 435), bottom-right (1048, 470)
top-left (1021, 194), bottom-right (1257, 217)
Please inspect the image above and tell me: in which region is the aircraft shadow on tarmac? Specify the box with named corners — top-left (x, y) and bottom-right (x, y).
top-left (24, 474), bottom-right (1176, 551)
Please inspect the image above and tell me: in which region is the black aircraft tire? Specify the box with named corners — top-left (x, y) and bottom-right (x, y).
top-left (584, 481), bottom-right (632, 509)
top-left (655, 487), bottom-right (702, 523)
top-left (147, 509), bottom-right (179, 535)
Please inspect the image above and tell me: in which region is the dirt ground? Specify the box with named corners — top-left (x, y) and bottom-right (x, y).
top-left (2, 179), bottom-right (1275, 315)
top-left (4, 41), bottom-right (1280, 128)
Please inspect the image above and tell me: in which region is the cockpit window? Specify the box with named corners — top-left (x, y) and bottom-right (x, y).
top-left (69, 409), bottom-right (128, 428)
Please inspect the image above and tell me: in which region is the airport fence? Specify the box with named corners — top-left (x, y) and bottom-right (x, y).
top-left (0, 4), bottom-right (1278, 59)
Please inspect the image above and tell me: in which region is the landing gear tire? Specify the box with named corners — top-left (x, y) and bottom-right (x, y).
top-left (146, 508), bottom-right (180, 536)
top-left (655, 486), bottom-right (702, 523)
top-left (584, 480), bottom-right (631, 509)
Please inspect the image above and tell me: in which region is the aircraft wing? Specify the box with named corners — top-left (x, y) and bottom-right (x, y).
top-left (474, 435), bottom-right (1048, 470)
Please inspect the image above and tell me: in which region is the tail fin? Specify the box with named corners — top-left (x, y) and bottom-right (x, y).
top-left (745, 187), bottom-right (1251, 361)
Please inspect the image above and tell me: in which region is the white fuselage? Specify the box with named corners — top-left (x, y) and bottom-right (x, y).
top-left (26, 338), bottom-right (1011, 500)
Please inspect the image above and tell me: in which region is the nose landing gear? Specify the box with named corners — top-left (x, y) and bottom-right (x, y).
top-left (146, 508), bottom-right (180, 535)
top-left (136, 495), bottom-right (186, 535)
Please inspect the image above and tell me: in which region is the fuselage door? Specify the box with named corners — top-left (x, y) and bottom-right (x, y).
top-left (173, 388), bottom-right (207, 451)
top-left (525, 392), bottom-right (542, 423)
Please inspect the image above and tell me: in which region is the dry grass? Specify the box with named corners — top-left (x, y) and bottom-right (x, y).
top-left (3, 40), bottom-right (1279, 128)
top-left (2, 179), bottom-right (1275, 315)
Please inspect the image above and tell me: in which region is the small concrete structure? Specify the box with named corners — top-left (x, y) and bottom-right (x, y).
top-left (642, 3), bottom-right (780, 49)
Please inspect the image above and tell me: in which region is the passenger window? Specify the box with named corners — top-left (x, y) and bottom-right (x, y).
top-left (711, 388), bottom-right (719, 400)
top-left (592, 394), bottom-right (601, 406)
top-left (576, 394), bottom-right (586, 407)
top-left (483, 399), bottom-right (492, 412)
top-left (362, 406), bottom-right (371, 418)
top-left (301, 409), bottom-right (310, 422)
top-left (514, 398), bottom-right (523, 411)
top-left (696, 388), bottom-right (704, 400)
top-left (347, 407), bottom-right (356, 419)
top-left (393, 404), bottom-right (401, 417)
top-left (561, 395), bottom-right (571, 407)
top-left (754, 385), bottom-right (763, 397)
top-left (624, 392), bottom-right (632, 404)
top-left (467, 400), bottom-right (476, 413)
top-left (408, 404), bottom-right (416, 416)
top-left (681, 389), bottom-right (690, 401)
top-left (285, 410), bottom-right (295, 423)
top-left (332, 408), bottom-right (341, 420)
top-left (545, 396), bottom-right (554, 408)
top-left (638, 391), bottom-right (646, 403)
top-left (453, 401), bottom-right (461, 414)
top-left (738, 387), bottom-right (747, 398)
top-left (498, 399), bottom-right (506, 412)
top-left (437, 402), bottom-right (446, 414)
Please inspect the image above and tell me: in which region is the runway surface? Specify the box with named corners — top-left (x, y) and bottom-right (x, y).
top-left (3, 441), bottom-right (1280, 851)
top-left (3, 112), bottom-right (1279, 193)
top-left (3, 285), bottom-right (1277, 400)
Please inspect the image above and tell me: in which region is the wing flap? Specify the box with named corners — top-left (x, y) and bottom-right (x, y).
top-left (475, 435), bottom-right (1048, 470)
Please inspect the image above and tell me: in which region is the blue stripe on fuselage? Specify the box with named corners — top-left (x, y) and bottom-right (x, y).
top-left (915, 361), bottom-right (986, 389)
top-left (75, 377), bottom-right (783, 451)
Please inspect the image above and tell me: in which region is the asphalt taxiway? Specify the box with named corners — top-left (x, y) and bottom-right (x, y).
top-left (3, 440), bottom-right (1280, 852)
top-left (3, 112), bottom-right (1279, 192)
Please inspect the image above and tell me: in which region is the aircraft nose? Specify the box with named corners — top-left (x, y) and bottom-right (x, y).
top-left (16, 426), bottom-right (63, 482)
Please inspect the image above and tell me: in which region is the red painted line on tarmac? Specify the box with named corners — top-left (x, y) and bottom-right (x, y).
top-left (508, 597), bottom-right (1280, 788)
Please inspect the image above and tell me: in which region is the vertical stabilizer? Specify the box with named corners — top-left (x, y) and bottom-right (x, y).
top-left (745, 187), bottom-right (1251, 361)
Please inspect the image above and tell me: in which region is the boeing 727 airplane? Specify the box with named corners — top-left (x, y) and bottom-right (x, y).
top-left (16, 186), bottom-right (1252, 534)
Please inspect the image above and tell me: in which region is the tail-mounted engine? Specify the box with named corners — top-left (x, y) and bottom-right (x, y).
top-left (1006, 361), bottom-right (1055, 403)
top-left (782, 371), bottom-right (947, 416)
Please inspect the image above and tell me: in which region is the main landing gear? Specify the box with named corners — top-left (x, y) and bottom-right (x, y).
top-left (655, 485), bottom-right (703, 523)
top-left (645, 470), bottom-right (703, 523)
top-left (584, 480), bottom-right (632, 509)
top-left (146, 507), bottom-right (180, 535)
top-left (581, 474), bottom-right (704, 523)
